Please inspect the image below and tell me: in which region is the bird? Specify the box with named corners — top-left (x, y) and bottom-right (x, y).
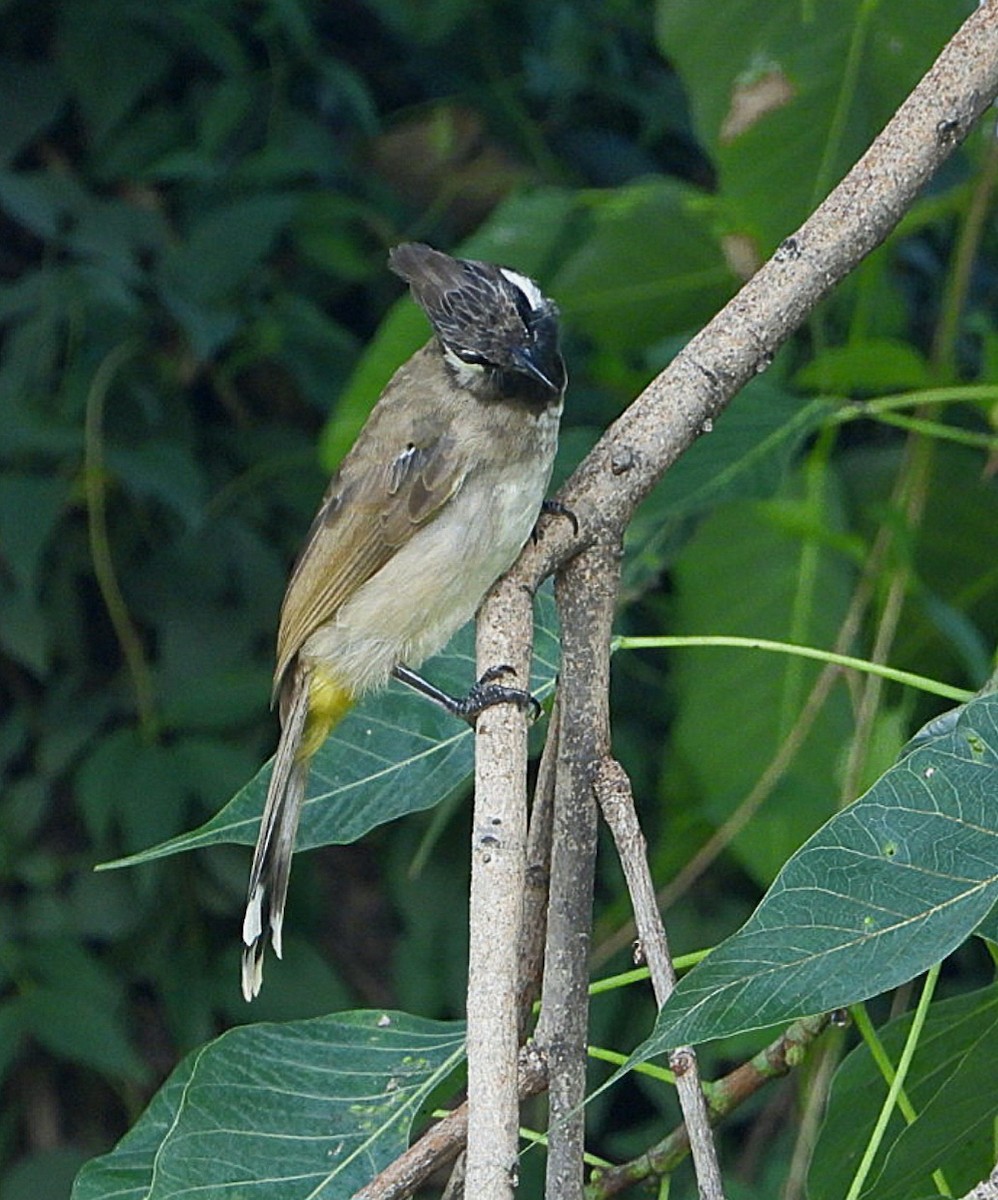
top-left (241, 242), bottom-right (567, 999)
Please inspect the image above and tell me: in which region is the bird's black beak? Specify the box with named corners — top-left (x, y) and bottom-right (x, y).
top-left (511, 345), bottom-right (561, 392)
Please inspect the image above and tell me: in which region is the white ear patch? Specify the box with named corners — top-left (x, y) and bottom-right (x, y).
top-left (499, 267), bottom-right (544, 312)
top-left (443, 345), bottom-right (486, 387)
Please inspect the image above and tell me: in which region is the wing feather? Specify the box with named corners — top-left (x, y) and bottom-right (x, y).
top-left (273, 391), bottom-right (465, 694)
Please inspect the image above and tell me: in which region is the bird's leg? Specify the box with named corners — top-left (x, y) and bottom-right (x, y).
top-left (541, 497), bottom-right (579, 533)
top-left (532, 497), bottom-right (579, 542)
top-left (392, 663), bottom-right (541, 725)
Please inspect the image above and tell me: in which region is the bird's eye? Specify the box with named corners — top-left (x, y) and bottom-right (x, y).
top-left (456, 349), bottom-right (490, 367)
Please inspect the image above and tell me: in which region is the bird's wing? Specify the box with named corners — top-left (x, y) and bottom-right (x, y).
top-left (273, 391), bottom-right (465, 694)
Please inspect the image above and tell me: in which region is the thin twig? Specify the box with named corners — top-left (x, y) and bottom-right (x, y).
top-left (586, 1016), bottom-right (831, 1199)
top-left (592, 757), bottom-right (724, 1198)
top-left (517, 693), bottom-right (559, 1037)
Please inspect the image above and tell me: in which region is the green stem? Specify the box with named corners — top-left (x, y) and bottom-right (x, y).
top-left (851, 1002), bottom-right (952, 1195)
top-left (827, 385), bottom-right (998, 421)
top-left (851, 1003), bottom-right (918, 1122)
top-left (588, 950), bottom-right (710, 997)
top-left (614, 636), bottom-right (973, 703)
top-left (810, 0), bottom-right (879, 210)
top-left (868, 412), bottom-right (998, 451)
top-left (844, 964), bottom-right (942, 1200)
top-left (588, 1045), bottom-right (674, 1085)
top-left (83, 341), bottom-right (159, 739)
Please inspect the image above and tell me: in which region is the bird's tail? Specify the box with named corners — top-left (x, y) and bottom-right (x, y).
top-left (241, 672), bottom-right (311, 1001)
top-left (241, 664), bottom-right (355, 1000)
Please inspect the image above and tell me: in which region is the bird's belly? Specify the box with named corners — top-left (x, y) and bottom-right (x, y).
top-left (300, 462), bottom-right (550, 696)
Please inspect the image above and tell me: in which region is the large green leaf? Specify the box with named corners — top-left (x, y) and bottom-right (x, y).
top-left (665, 468), bottom-right (856, 884)
top-left (623, 377), bottom-right (827, 594)
top-left (71, 1011), bottom-right (466, 1200)
top-left (551, 179), bottom-right (734, 353)
top-left (634, 691), bottom-right (998, 1055)
top-left (100, 587), bottom-right (560, 868)
top-left (809, 984), bottom-right (998, 1200)
top-left (657, 0), bottom-right (971, 249)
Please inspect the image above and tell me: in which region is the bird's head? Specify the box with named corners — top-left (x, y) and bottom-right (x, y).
top-left (389, 242), bottom-right (565, 401)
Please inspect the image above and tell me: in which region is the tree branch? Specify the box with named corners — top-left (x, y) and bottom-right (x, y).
top-left (352, 1048), bottom-right (549, 1200)
top-left (534, 540), bottom-right (621, 1199)
top-left (461, 579), bottom-right (537, 1200)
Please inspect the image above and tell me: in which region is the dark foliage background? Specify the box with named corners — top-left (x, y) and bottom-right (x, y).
top-left (1, 1), bottom-right (995, 1197)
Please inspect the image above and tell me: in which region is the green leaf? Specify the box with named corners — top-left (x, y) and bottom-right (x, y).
top-left (795, 339), bottom-right (934, 393)
top-left (158, 669), bottom-right (273, 734)
top-left (57, 0), bottom-right (171, 143)
top-left (362, 0), bottom-right (479, 44)
top-left (72, 1011), bottom-right (465, 1200)
top-left (552, 179), bottom-right (734, 353)
top-left (0, 999), bottom-right (25, 1081)
top-left (0, 584), bottom-right (49, 675)
top-left (68, 195), bottom-right (168, 277)
top-left (841, 443), bottom-right (998, 691)
top-left (635, 691), bottom-right (998, 1055)
top-left (99, 587), bottom-right (560, 868)
top-left (196, 76), bottom-right (256, 156)
top-left (19, 940), bottom-right (147, 1081)
top-left (666, 468), bottom-right (856, 883)
top-left (91, 101), bottom-right (183, 178)
top-left (76, 730), bottom-right (195, 851)
top-left (0, 60), bottom-right (67, 164)
top-left (269, 292), bottom-right (360, 413)
top-left (809, 984), bottom-right (998, 1200)
top-left (166, 7), bottom-right (252, 75)
top-left (156, 194), bottom-right (302, 350)
top-left (657, 0), bottom-right (969, 249)
top-left (623, 378), bottom-right (827, 593)
top-left (0, 168), bottom-right (88, 240)
top-left (185, 195), bottom-right (303, 300)
top-left (107, 442), bottom-right (207, 526)
top-left (294, 193), bottom-right (379, 282)
top-left (0, 474), bottom-right (68, 594)
top-left (4, 1148), bottom-right (88, 1200)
